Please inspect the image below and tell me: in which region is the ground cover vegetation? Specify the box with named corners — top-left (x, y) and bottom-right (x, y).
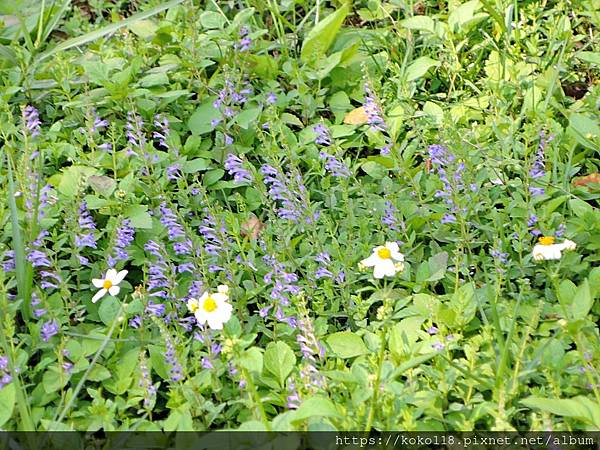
top-left (0, 0), bottom-right (599, 432)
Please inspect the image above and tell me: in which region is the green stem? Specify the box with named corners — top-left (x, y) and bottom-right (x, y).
top-left (53, 303), bottom-right (125, 426)
top-left (364, 328), bottom-right (387, 432)
top-left (241, 367), bottom-right (271, 431)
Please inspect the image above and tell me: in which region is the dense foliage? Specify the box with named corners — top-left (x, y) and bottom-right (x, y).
top-left (0, 0), bottom-right (599, 431)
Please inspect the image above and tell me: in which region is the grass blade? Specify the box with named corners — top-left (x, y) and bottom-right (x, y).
top-left (32, 0), bottom-right (184, 66)
top-left (5, 151), bottom-right (32, 319)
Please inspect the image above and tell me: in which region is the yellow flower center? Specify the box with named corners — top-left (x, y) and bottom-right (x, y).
top-left (538, 236), bottom-right (555, 246)
top-left (189, 302), bottom-right (199, 313)
top-left (377, 247), bottom-right (392, 259)
top-left (203, 296), bottom-right (218, 313)
top-left (103, 280), bottom-right (113, 289)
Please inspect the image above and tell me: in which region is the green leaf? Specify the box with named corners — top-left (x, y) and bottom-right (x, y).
top-left (124, 204), bottom-right (153, 229)
top-left (58, 165), bottom-right (98, 198)
top-left (426, 251), bottom-right (448, 282)
top-left (448, 0), bottom-right (483, 32)
top-left (203, 169), bottom-right (224, 187)
top-left (361, 161), bottom-right (388, 178)
top-left (301, 5), bottom-right (349, 65)
top-left (568, 113), bottom-right (600, 151)
top-left (88, 175), bottom-right (117, 197)
top-left (188, 100), bottom-right (221, 135)
top-left (400, 16), bottom-right (435, 32)
top-left (576, 51), bottom-right (600, 66)
top-left (264, 342), bottom-right (296, 387)
top-left (293, 396), bottom-right (342, 421)
top-left (240, 347), bottom-right (263, 374)
top-left (0, 382), bottom-right (16, 427)
top-left (568, 198), bottom-right (593, 218)
top-left (128, 19), bottom-right (158, 39)
top-left (326, 331), bottom-right (369, 359)
top-left (88, 364), bottom-right (112, 382)
top-left (235, 107), bottom-right (261, 129)
top-left (43, 369), bottom-right (68, 394)
top-left (572, 279), bottom-right (593, 320)
top-left (521, 396), bottom-right (600, 427)
top-left (405, 56), bottom-right (439, 82)
top-left (199, 11), bottom-right (227, 29)
top-left (98, 296), bottom-right (121, 326)
top-left (183, 158), bottom-right (210, 173)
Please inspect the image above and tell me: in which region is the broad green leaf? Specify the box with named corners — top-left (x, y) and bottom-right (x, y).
top-left (88, 175), bottom-right (116, 197)
top-left (0, 382), bottom-right (16, 427)
top-left (264, 342), bottom-right (296, 387)
top-left (58, 165), bottom-right (98, 198)
top-left (124, 204), bottom-right (153, 229)
top-left (88, 364), bottom-right (111, 382)
top-left (426, 252), bottom-right (448, 282)
top-left (183, 158), bottom-right (210, 173)
top-left (301, 5), bottom-right (349, 65)
top-left (576, 51), bottom-right (600, 66)
top-left (568, 113), bottom-right (600, 151)
top-left (188, 100), bottom-right (221, 135)
top-left (405, 56), bottom-right (439, 81)
top-left (361, 161), bottom-right (388, 178)
top-left (521, 396), bottom-right (600, 427)
top-left (204, 169), bottom-right (225, 187)
top-left (128, 19), bottom-right (158, 39)
top-left (572, 279), bottom-right (593, 320)
top-left (98, 296), bottom-right (121, 326)
top-left (240, 347), bottom-right (263, 374)
top-left (326, 331), bottom-right (369, 359)
top-left (400, 16), bottom-right (435, 32)
top-left (389, 317), bottom-right (424, 358)
top-left (293, 396), bottom-right (342, 421)
top-left (42, 369), bottom-right (68, 394)
top-left (568, 198), bottom-right (593, 218)
top-left (448, 0), bottom-right (483, 32)
top-left (199, 11), bottom-right (227, 29)
top-left (235, 107), bottom-right (261, 129)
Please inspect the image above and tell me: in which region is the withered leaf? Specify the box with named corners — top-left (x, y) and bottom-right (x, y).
top-left (343, 106), bottom-right (369, 125)
top-left (573, 173), bottom-right (600, 189)
top-left (241, 215), bottom-right (264, 239)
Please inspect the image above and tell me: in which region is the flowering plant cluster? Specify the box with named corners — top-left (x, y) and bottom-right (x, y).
top-left (0, 0), bottom-right (598, 434)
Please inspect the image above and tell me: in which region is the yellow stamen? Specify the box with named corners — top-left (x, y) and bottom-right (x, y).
top-left (189, 302), bottom-right (199, 313)
top-left (203, 296), bottom-right (218, 313)
top-left (377, 247), bottom-right (392, 259)
top-left (103, 280), bottom-right (113, 289)
top-left (538, 236), bottom-right (555, 246)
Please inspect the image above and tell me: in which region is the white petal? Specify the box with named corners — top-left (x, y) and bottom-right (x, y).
top-left (380, 259), bottom-right (399, 277)
top-left (112, 270), bottom-right (128, 285)
top-left (92, 278), bottom-right (105, 288)
top-left (105, 268), bottom-right (118, 281)
top-left (198, 292), bottom-right (208, 303)
top-left (385, 242), bottom-right (400, 253)
top-left (194, 310), bottom-right (207, 324)
top-left (108, 285), bottom-right (120, 296)
top-left (206, 316), bottom-right (224, 330)
top-left (390, 250), bottom-right (404, 262)
top-left (212, 293), bottom-right (229, 303)
top-left (92, 289), bottom-right (107, 303)
top-left (217, 285), bottom-right (229, 294)
top-left (562, 239), bottom-right (576, 251)
top-left (361, 253), bottom-right (380, 267)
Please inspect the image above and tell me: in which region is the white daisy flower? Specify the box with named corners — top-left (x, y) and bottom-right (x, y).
top-left (188, 285), bottom-right (232, 330)
top-left (91, 269), bottom-right (128, 303)
top-left (532, 236), bottom-right (577, 261)
top-left (359, 242), bottom-right (405, 279)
